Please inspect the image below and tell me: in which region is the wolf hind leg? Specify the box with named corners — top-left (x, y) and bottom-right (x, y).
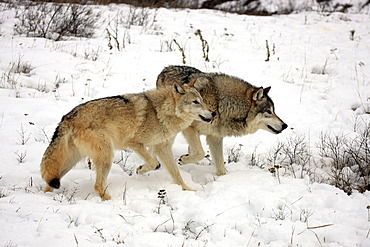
top-left (178, 126), bottom-right (205, 165)
top-left (153, 139), bottom-right (194, 191)
top-left (79, 134), bottom-right (114, 200)
top-left (206, 135), bottom-right (226, 176)
top-left (92, 155), bottom-right (113, 201)
top-left (132, 143), bottom-right (160, 174)
top-left (93, 160), bottom-right (113, 201)
top-left (147, 145), bottom-right (161, 169)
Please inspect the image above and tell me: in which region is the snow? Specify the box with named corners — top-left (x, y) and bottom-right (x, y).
top-left (0, 2), bottom-right (369, 247)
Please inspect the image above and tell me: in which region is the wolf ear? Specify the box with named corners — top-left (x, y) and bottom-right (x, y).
top-left (173, 83), bottom-right (186, 95)
top-left (192, 76), bottom-right (208, 90)
top-left (264, 86), bottom-right (271, 94)
top-left (253, 87), bottom-right (264, 101)
top-left (187, 78), bottom-right (197, 87)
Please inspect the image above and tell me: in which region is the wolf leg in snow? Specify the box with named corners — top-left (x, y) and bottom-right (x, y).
top-left (154, 139), bottom-right (194, 191)
top-left (206, 135), bottom-right (226, 176)
top-left (178, 126), bottom-right (206, 165)
top-left (93, 161), bottom-right (113, 201)
top-left (78, 131), bottom-right (114, 201)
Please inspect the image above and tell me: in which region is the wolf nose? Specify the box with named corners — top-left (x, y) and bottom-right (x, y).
top-left (282, 123), bottom-right (288, 130)
top-left (211, 112), bottom-right (216, 117)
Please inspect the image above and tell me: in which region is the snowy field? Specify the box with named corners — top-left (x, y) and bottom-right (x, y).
top-left (0, 2), bottom-right (369, 247)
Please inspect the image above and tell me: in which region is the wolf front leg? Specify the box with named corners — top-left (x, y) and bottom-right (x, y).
top-left (178, 126), bottom-right (205, 165)
top-left (154, 139), bottom-right (194, 191)
top-left (206, 135), bottom-right (226, 176)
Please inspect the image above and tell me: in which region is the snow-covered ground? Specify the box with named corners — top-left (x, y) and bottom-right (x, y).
top-left (0, 2), bottom-right (369, 247)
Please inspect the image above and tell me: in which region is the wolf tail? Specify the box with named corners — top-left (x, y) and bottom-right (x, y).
top-left (40, 124), bottom-right (79, 191)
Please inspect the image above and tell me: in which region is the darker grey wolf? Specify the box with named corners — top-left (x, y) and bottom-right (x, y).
top-left (157, 65), bottom-right (287, 176)
top-left (41, 81), bottom-right (215, 200)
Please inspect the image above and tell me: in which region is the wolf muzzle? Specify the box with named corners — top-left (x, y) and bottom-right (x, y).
top-left (268, 123), bottom-right (288, 134)
top-left (199, 111), bottom-right (216, 123)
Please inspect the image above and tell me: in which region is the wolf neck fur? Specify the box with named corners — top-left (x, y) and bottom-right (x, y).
top-left (143, 86), bottom-right (194, 133)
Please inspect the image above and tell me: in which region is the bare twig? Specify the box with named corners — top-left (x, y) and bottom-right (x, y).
top-left (307, 224), bottom-right (334, 230)
top-left (298, 223), bottom-right (334, 247)
top-left (195, 224), bottom-right (214, 240)
top-left (122, 182), bottom-right (127, 205)
top-left (94, 227), bottom-right (107, 243)
top-left (195, 29), bottom-right (209, 62)
top-left (74, 233), bottom-right (79, 247)
top-left (17, 124), bottom-right (31, 145)
top-left (173, 39), bottom-right (186, 64)
top-left (265, 40), bottom-right (270, 62)
top-left (154, 218), bottom-right (171, 232)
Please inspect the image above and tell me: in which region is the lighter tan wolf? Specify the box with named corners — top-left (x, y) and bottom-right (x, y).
top-left (157, 65), bottom-right (287, 176)
top-left (41, 81), bottom-right (215, 200)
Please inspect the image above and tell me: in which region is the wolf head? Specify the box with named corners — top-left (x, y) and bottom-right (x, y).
top-left (251, 87), bottom-right (287, 134)
top-left (173, 80), bottom-right (216, 123)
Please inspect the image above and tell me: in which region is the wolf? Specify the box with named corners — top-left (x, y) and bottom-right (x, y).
top-left (156, 65), bottom-right (287, 176)
top-left (40, 81), bottom-right (215, 200)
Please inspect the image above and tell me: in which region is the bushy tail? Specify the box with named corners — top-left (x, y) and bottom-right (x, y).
top-left (40, 126), bottom-right (71, 190)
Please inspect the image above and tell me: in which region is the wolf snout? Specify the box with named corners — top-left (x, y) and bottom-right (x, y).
top-left (267, 122), bottom-right (288, 134)
top-left (199, 111), bottom-right (216, 123)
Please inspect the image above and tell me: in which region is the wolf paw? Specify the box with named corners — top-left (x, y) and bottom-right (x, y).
top-left (95, 184), bottom-right (112, 200)
top-left (136, 165), bottom-right (146, 174)
top-left (181, 184), bottom-right (196, 191)
top-left (178, 154), bottom-right (189, 165)
top-left (137, 164), bottom-right (160, 174)
top-left (179, 153), bottom-right (204, 165)
top-left (101, 193), bottom-right (112, 201)
top-left (216, 169), bottom-right (227, 176)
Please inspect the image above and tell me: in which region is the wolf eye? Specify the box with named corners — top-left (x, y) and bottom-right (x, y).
top-left (193, 100), bottom-right (200, 104)
top-left (266, 110), bottom-right (272, 114)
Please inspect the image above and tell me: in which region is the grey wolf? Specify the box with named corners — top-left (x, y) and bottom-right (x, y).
top-left (157, 65), bottom-right (287, 176)
top-left (40, 81), bottom-right (215, 200)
